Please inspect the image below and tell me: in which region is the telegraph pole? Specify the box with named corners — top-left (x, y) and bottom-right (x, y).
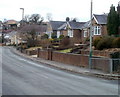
top-left (20, 8), bottom-right (24, 26)
top-left (89, 0), bottom-right (93, 70)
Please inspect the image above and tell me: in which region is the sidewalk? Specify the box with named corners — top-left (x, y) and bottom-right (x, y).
top-left (11, 47), bottom-right (119, 80)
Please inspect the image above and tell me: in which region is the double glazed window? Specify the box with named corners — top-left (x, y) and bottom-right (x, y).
top-left (94, 26), bottom-right (101, 35)
top-left (68, 29), bottom-right (73, 37)
top-left (84, 30), bottom-right (87, 37)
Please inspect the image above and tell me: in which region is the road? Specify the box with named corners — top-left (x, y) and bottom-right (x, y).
top-left (1, 47), bottom-right (119, 95)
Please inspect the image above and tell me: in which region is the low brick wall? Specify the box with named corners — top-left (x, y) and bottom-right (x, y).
top-left (0, 43), bottom-right (5, 46)
top-left (20, 49), bottom-right (37, 56)
top-left (35, 49), bottom-right (113, 73)
top-left (37, 49), bottom-right (49, 60)
top-left (92, 58), bottom-right (110, 72)
top-left (26, 50), bottom-right (37, 55)
top-left (52, 52), bottom-right (88, 67)
top-left (80, 50), bottom-right (111, 57)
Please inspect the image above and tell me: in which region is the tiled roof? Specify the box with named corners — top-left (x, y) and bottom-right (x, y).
top-left (58, 22), bottom-right (86, 30)
top-left (82, 20), bottom-right (91, 29)
top-left (93, 14), bottom-right (108, 24)
top-left (50, 21), bottom-right (66, 30)
top-left (6, 20), bottom-right (18, 25)
top-left (58, 23), bottom-right (67, 30)
top-left (69, 22), bottom-right (86, 29)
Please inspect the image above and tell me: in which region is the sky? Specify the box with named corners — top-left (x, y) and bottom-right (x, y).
top-left (0, 0), bottom-right (119, 22)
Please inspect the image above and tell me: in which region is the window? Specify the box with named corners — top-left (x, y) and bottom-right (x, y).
top-left (57, 31), bottom-right (60, 38)
top-left (84, 30), bottom-right (87, 37)
top-left (68, 29), bottom-right (73, 37)
top-left (94, 26), bottom-right (101, 35)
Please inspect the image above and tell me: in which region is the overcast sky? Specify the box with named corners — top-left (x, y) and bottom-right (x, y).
top-left (0, 0), bottom-right (119, 22)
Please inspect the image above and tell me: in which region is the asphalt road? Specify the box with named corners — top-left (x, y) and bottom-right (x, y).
top-left (1, 47), bottom-right (119, 95)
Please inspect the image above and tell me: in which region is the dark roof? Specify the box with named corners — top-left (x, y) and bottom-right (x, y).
top-left (82, 20), bottom-right (91, 29)
top-left (93, 14), bottom-right (108, 24)
top-left (50, 21), bottom-right (66, 30)
top-left (58, 22), bottom-right (86, 30)
top-left (69, 22), bottom-right (86, 29)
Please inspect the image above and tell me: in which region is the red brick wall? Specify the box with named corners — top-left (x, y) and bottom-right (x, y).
top-left (37, 49), bottom-right (49, 60)
top-left (52, 52), bottom-right (89, 67)
top-left (92, 58), bottom-right (110, 72)
top-left (37, 49), bottom-right (111, 72)
top-left (80, 50), bottom-right (111, 57)
top-left (27, 50), bottom-right (37, 55)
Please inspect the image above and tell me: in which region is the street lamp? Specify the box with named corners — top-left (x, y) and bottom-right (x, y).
top-left (89, 0), bottom-right (93, 70)
top-left (20, 8), bottom-right (24, 26)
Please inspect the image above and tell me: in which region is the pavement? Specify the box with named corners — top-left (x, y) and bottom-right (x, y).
top-left (11, 47), bottom-right (120, 80)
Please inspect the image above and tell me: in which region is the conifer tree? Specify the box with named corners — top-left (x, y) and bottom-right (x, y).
top-left (107, 5), bottom-right (119, 36)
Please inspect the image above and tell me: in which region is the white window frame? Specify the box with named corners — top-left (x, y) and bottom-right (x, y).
top-left (84, 30), bottom-right (87, 37)
top-left (68, 29), bottom-right (73, 37)
top-left (57, 31), bottom-right (60, 38)
top-left (94, 26), bottom-right (101, 35)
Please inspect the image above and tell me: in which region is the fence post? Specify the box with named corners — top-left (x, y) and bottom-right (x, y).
top-left (37, 48), bottom-right (40, 57)
top-left (48, 48), bottom-right (52, 60)
top-left (109, 58), bottom-right (113, 74)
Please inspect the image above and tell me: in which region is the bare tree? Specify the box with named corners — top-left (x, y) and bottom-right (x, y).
top-left (19, 24), bottom-right (47, 47)
top-left (46, 13), bottom-right (52, 21)
top-left (29, 14), bottom-right (44, 24)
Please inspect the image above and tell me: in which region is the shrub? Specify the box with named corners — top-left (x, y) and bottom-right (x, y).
top-left (51, 32), bottom-right (57, 39)
top-left (60, 36), bottom-right (70, 46)
top-left (93, 37), bottom-right (102, 49)
top-left (59, 35), bottom-right (64, 40)
top-left (40, 39), bottom-right (51, 48)
top-left (41, 34), bottom-right (49, 39)
top-left (85, 37), bottom-right (90, 41)
top-left (112, 37), bottom-right (120, 48)
top-left (96, 36), bottom-right (114, 50)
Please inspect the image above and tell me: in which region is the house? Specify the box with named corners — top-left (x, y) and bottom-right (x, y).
top-left (82, 14), bottom-right (108, 43)
top-left (57, 21), bottom-right (86, 44)
top-left (4, 20), bottom-right (18, 30)
top-left (46, 21), bottom-right (86, 44)
top-left (46, 21), bottom-right (65, 38)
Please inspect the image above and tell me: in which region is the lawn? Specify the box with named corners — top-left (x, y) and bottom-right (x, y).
top-left (26, 46), bottom-right (42, 51)
top-left (58, 48), bottom-right (72, 53)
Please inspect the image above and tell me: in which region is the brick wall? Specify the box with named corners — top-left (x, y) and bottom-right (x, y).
top-left (92, 58), bottom-right (110, 72)
top-left (37, 49), bottom-right (113, 72)
top-left (26, 50), bottom-right (37, 55)
top-left (37, 49), bottom-right (49, 60)
top-left (80, 50), bottom-right (111, 57)
top-left (52, 52), bottom-right (88, 67)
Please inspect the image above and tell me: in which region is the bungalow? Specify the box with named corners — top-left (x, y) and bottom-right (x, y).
top-left (82, 14), bottom-right (108, 43)
top-left (5, 20), bottom-right (18, 30)
top-left (57, 21), bottom-right (86, 44)
top-left (46, 21), bottom-right (65, 38)
top-left (46, 21), bottom-right (86, 44)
